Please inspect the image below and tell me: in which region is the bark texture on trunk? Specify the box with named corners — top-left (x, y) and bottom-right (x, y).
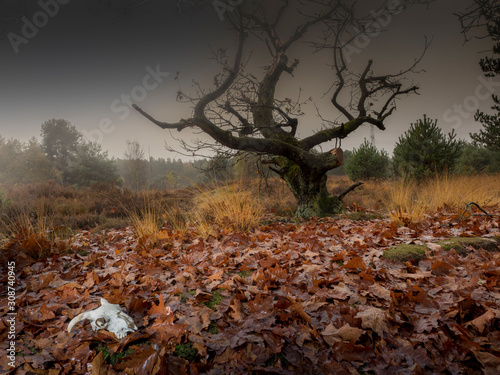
top-left (281, 162), bottom-right (342, 219)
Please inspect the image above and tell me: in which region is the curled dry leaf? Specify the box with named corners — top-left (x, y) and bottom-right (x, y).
top-left (322, 323), bottom-right (363, 345)
top-left (466, 310), bottom-right (495, 334)
top-left (355, 307), bottom-right (389, 336)
top-left (473, 351), bottom-right (500, 375)
top-left (431, 260), bottom-right (455, 276)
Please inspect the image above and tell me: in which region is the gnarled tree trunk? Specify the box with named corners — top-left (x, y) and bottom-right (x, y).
top-left (282, 166), bottom-right (341, 218)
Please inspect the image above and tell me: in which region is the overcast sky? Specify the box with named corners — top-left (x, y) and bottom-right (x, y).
top-left (0, 0), bottom-right (495, 159)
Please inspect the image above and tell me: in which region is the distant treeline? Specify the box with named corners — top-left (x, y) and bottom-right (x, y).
top-left (3, 116), bottom-right (498, 191)
top-left (0, 119), bottom-right (290, 190)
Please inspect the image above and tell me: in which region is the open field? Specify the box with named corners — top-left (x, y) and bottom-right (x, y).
top-left (1, 174), bottom-right (499, 239)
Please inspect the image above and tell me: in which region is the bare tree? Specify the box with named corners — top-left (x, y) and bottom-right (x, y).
top-left (123, 139), bottom-right (147, 192)
top-left (133, 0), bottom-right (431, 218)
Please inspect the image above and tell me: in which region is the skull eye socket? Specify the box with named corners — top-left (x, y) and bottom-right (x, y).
top-left (95, 317), bottom-right (108, 327)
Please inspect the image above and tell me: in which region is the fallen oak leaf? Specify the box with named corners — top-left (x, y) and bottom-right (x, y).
top-left (258, 257), bottom-right (278, 269)
top-left (148, 295), bottom-right (174, 322)
top-left (322, 323), bottom-right (363, 345)
top-left (328, 284), bottom-right (351, 300)
top-left (214, 347), bottom-right (234, 364)
top-left (431, 260), bottom-right (455, 276)
top-left (145, 319), bottom-right (186, 343)
top-left (56, 282), bottom-right (85, 290)
top-left (342, 256), bottom-right (367, 271)
top-left (466, 310), bottom-right (495, 334)
top-left (302, 300), bottom-right (328, 312)
top-left (289, 301), bottom-right (311, 324)
top-left (38, 303), bottom-right (56, 321)
top-left (366, 283), bottom-right (392, 301)
top-left (355, 307), bottom-right (389, 336)
top-left (30, 272), bottom-right (54, 292)
top-left (229, 297), bottom-right (245, 322)
top-left (334, 324), bottom-right (364, 342)
top-left (329, 250), bottom-right (344, 262)
top-left (208, 269), bottom-right (224, 282)
top-left (473, 351), bottom-right (500, 375)
top-left (414, 313), bottom-right (440, 333)
top-left (183, 310), bottom-right (211, 334)
top-left (59, 286), bottom-right (83, 303)
top-left (84, 270), bottom-right (99, 288)
top-left (114, 348), bottom-right (157, 374)
top-left (304, 249), bottom-right (320, 258)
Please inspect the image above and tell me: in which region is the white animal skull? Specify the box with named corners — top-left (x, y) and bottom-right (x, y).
top-left (67, 298), bottom-right (137, 339)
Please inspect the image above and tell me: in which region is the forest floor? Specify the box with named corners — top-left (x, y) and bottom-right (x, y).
top-left (1, 204), bottom-right (500, 374)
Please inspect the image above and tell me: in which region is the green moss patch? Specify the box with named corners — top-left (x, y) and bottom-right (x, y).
top-left (174, 342), bottom-right (198, 361)
top-left (203, 290), bottom-right (223, 310)
top-left (437, 237), bottom-right (500, 256)
top-left (383, 244), bottom-right (427, 263)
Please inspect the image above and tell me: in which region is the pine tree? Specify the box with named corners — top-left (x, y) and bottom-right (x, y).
top-left (40, 119), bottom-right (81, 184)
top-left (344, 140), bottom-right (390, 181)
top-left (467, 1), bottom-right (500, 151)
top-left (393, 115), bottom-right (461, 180)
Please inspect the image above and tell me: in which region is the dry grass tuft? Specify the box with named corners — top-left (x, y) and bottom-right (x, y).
top-left (421, 174), bottom-right (500, 210)
top-left (128, 192), bottom-right (193, 248)
top-left (192, 181), bottom-right (263, 236)
top-left (386, 180), bottom-right (429, 225)
top-left (385, 174), bottom-right (500, 225)
top-left (1, 197), bottom-right (69, 259)
top-left (129, 204), bottom-right (161, 239)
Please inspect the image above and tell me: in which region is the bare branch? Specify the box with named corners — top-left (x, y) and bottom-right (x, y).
top-left (455, 0), bottom-right (499, 42)
top-left (338, 182), bottom-right (364, 200)
top-left (132, 104), bottom-right (192, 131)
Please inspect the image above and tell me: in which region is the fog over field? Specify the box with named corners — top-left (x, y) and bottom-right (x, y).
top-left (0, 0), bottom-right (495, 159)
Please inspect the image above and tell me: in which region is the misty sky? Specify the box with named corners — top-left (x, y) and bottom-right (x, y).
top-left (0, 0), bottom-right (496, 160)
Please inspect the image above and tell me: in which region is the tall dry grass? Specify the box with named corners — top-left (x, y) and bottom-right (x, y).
top-left (192, 181), bottom-right (264, 236)
top-left (385, 174), bottom-right (500, 225)
top-left (127, 181), bottom-right (264, 241)
top-left (0, 195), bottom-right (56, 239)
top-left (0, 196), bottom-right (70, 259)
top-left (129, 203), bottom-right (160, 239)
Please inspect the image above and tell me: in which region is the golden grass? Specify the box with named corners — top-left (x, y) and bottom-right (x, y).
top-left (0, 197), bottom-right (69, 259)
top-left (385, 174), bottom-right (500, 225)
top-left (385, 180), bottom-right (430, 225)
top-left (0, 196), bottom-right (56, 239)
top-left (129, 204), bottom-right (160, 239)
top-left (423, 174), bottom-right (500, 209)
top-left (128, 196), bottom-right (171, 249)
top-left (192, 181), bottom-right (264, 236)
top-left (323, 174), bottom-right (500, 225)
top-left (128, 181), bottom-right (265, 241)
